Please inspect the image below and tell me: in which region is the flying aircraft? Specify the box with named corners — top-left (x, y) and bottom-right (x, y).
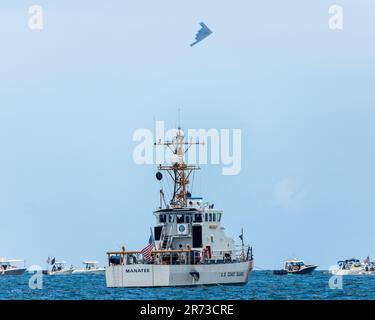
top-left (190, 22), bottom-right (213, 47)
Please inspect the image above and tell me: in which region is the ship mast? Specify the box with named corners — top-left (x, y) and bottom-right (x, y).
top-left (155, 127), bottom-right (202, 208)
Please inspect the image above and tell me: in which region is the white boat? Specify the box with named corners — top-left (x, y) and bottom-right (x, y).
top-left (332, 258), bottom-right (365, 275)
top-left (0, 258), bottom-right (27, 276)
top-left (106, 127), bottom-right (254, 288)
top-left (45, 261), bottom-right (74, 275)
top-left (332, 258), bottom-right (375, 276)
top-left (72, 261), bottom-right (105, 274)
top-left (284, 259), bottom-right (318, 274)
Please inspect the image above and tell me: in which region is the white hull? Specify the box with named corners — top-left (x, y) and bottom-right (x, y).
top-left (106, 261), bottom-right (252, 288)
top-left (72, 268), bottom-right (105, 275)
top-left (332, 269), bottom-right (375, 276)
top-left (0, 268), bottom-right (27, 276)
top-left (357, 271), bottom-right (375, 275)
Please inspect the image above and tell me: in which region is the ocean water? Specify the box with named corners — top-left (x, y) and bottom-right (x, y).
top-left (1, 271), bottom-right (374, 300)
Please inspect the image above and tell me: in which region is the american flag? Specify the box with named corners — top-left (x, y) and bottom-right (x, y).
top-left (46, 257), bottom-right (51, 264)
top-left (141, 235), bottom-right (154, 263)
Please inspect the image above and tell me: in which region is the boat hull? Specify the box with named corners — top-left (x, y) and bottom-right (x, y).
top-left (47, 269), bottom-right (74, 275)
top-left (106, 261), bottom-right (252, 288)
top-left (273, 269), bottom-right (288, 275)
top-left (332, 269), bottom-right (375, 276)
top-left (72, 268), bottom-right (105, 275)
top-left (287, 265), bottom-right (317, 275)
top-left (0, 268), bottom-right (27, 276)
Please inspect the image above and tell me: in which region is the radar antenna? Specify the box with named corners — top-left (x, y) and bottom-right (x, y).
top-left (155, 127), bottom-right (203, 208)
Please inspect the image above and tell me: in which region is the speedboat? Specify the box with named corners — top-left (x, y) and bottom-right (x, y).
top-left (332, 258), bottom-right (375, 276)
top-left (0, 258), bottom-right (27, 276)
top-left (72, 261), bottom-right (105, 274)
top-left (284, 259), bottom-right (318, 274)
top-left (331, 258), bottom-right (364, 276)
top-left (44, 261), bottom-right (74, 275)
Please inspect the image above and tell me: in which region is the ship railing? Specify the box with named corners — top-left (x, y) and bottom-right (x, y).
top-left (107, 246), bottom-right (253, 266)
top-left (241, 246), bottom-right (253, 262)
top-left (152, 249), bottom-right (194, 265)
top-left (106, 251), bottom-right (145, 266)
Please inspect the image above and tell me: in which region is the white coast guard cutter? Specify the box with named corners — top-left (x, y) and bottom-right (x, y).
top-left (106, 127), bottom-right (253, 287)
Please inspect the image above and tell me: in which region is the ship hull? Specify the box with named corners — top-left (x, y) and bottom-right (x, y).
top-left (106, 261), bottom-right (252, 288)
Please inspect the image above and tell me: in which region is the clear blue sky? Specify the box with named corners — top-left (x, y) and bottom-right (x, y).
top-left (0, 1), bottom-right (374, 270)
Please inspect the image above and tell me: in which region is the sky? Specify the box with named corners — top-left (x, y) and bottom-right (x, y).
top-left (0, 1), bottom-right (374, 270)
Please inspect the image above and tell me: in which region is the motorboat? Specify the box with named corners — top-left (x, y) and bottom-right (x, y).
top-left (0, 258), bottom-right (27, 276)
top-left (331, 258), bottom-right (364, 275)
top-left (284, 259), bottom-right (318, 274)
top-left (44, 261), bottom-right (74, 275)
top-left (332, 258), bottom-right (375, 276)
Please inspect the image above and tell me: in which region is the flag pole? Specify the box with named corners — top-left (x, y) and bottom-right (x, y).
top-left (150, 227), bottom-right (156, 250)
top-left (241, 228), bottom-right (245, 260)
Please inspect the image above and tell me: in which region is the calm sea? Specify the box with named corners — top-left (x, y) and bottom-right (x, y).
top-left (1, 271), bottom-right (374, 300)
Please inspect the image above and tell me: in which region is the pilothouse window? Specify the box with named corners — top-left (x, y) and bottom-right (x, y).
top-left (194, 214), bottom-right (202, 223)
top-left (159, 214), bottom-right (166, 223)
top-left (177, 214), bottom-right (185, 223)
